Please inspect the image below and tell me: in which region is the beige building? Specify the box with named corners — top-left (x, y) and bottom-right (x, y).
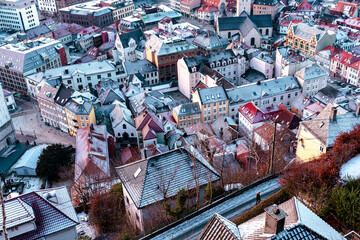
top-left (192, 86), bottom-right (229, 123)
top-left (295, 63), bottom-right (328, 97)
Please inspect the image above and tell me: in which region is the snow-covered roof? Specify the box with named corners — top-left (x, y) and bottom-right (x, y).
top-left (12, 144), bottom-right (48, 171)
top-left (74, 125), bottom-right (110, 183)
top-left (340, 154), bottom-right (360, 180)
top-left (238, 197), bottom-right (345, 240)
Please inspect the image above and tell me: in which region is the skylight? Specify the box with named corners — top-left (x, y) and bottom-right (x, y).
top-left (134, 167), bottom-right (141, 178)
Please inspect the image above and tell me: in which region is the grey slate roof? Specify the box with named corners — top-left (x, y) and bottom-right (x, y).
top-left (291, 22), bottom-right (328, 41)
top-left (0, 38), bottom-right (62, 74)
top-left (249, 15), bottom-right (273, 28)
top-left (198, 86), bottom-right (228, 104)
top-left (218, 15), bottom-right (259, 37)
top-left (241, 68), bottom-right (266, 83)
top-left (35, 186), bottom-right (79, 223)
top-left (119, 29), bottom-right (145, 48)
top-left (193, 34), bottom-right (229, 51)
top-left (116, 148), bottom-right (220, 208)
top-left (271, 223), bottom-right (326, 240)
top-left (124, 59), bottom-right (157, 74)
top-left (226, 76), bottom-right (300, 104)
top-left (9, 192), bottom-right (78, 240)
top-left (173, 102), bottom-right (201, 116)
top-left (253, 0), bottom-right (278, 5)
top-left (25, 25), bottom-right (52, 39)
top-left (99, 88), bottom-right (125, 105)
top-left (146, 35), bottom-right (198, 56)
top-left (65, 98), bottom-right (93, 115)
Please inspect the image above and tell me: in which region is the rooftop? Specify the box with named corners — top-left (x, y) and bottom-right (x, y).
top-left (116, 148), bottom-right (220, 208)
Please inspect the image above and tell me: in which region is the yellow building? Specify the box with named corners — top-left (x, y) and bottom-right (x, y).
top-left (172, 102), bottom-right (202, 128)
top-left (285, 22), bottom-right (336, 59)
top-left (296, 104), bottom-right (360, 162)
top-left (192, 86), bottom-right (229, 123)
top-left (64, 98), bottom-right (96, 136)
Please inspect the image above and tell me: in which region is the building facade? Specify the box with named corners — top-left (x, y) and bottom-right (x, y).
top-left (0, 0), bottom-right (39, 31)
top-left (285, 22), bottom-right (336, 59)
top-left (0, 38), bottom-right (67, 94)
top-left (0, 83), bottom-right (16, 152)
top-left (192, 86), bottom-right (229, 123)
top-left (145, 35), bottom-right (198, 82)
top-left (295, 63), bottom-right (328, 97)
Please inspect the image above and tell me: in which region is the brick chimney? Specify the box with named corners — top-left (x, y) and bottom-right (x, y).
top-left (264, 204), bottom-right (288, 235)
top-left (330, 105), bottom-right (337, 122)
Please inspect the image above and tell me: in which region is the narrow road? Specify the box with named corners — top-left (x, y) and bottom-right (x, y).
top-left (149, 178), bottom-right (281, 240)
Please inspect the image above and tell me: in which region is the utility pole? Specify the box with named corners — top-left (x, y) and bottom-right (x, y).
top-left (268, 120), bottom-right (278, 175)
top-left (0, 180), bottom-right (8, 240)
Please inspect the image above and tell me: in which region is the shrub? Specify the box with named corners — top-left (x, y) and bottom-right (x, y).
top-left (320, 183), bottom-right (360, 232)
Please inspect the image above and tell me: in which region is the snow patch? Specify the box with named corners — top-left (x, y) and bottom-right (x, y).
top-left (340, 154), bottom-right (360, 180)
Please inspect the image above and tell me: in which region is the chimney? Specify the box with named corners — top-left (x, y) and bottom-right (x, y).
top-left (330, 106), bottom-right (337, 122)
top-left (264, 204), bottom-right (288, 235)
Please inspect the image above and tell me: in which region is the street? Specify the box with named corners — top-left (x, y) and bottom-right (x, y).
top-left (11, 98), bottom-right (76, 147)
top-left (148, 178), bottom-right (281, 240)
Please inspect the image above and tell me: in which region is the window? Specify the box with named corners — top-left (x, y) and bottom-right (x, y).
top-left (107, 73), bottom-right (111, 77)
top-left (320, 145), bottom-right (324, 152)
top-left (81, 123), bottom-right (85, 127)
top-left (287, 94), bottom-right (291, 98)
top-left (281, 95), bottom-right (284, 100)
top-left (85, 116), bottom-right (88, 121)
top-left (97, 75), bottom-right (101, 79)
top-left (123, 124), bottom-right (127, 129)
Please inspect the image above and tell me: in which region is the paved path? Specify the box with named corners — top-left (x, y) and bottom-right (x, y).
top-left (149, 178), bottom-right (281, 240)
top-left (12, 112), bottom-right (76, 147)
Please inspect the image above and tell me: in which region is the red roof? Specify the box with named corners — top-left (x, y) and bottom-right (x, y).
top-left (134, 112), bottom-right (164, 140)
top-left (275, 107), bottom-right (301, 130)
top-left (159, 16), bottom-right (172, 24)
top-left (201, 0), bottom-right (222, 8)
top-left (304, 102), bottom-right (325, 115)
top-left (236, 142), bottom-right (249, 158)
top-left (295, 0), bottom-right (314, 12)
top-left (317, 45), bottom-right (342, 56)
top-left (331, 51), bottom-right (360, 69)
top-left (280, 19), bottom-right (302, 27)
top-left (344, 17), bottom-right (360, 29)
top-left (198, 4), bottom-right (219, 12)
top-left (333, 1), bottom-right (358, 17)
top-left (238, 102), bottom-right (281, 124)
top-left (254, 123), bottom-right (274, 144)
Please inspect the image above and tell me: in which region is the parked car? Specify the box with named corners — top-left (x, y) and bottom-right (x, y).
top-left (355, 88), bottom-right (360, 93)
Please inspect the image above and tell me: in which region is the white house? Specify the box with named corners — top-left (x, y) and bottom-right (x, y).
top-left (110, 103), bottom-right (137, 143)
top-left (113, 29), bottom-right (146, 62)
top-left (226, 76), bottom-right (301, 122)
top-left (250, 52), bottom-right (274, 79)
